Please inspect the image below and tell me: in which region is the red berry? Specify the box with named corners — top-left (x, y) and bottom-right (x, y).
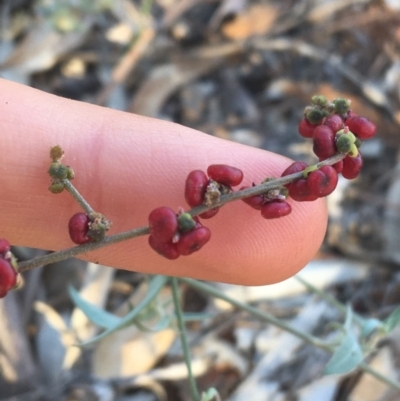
top-left (333, 161), bottom-right (343, 174)
top-left (333, 160), bottom-right (344, 174)
top-left (240, 186), bottom-right (264, 210)
top-left (148, 235), bottom-right (180, 260)
top-left (289, 179), bottom-right (318, 202)
top-left (342, 153), bottom-right (363, 179)
top-left (176, 226), bottom-right (211, 256)
top-left (149, 207), bottom-right (178, 243)
top-left (319, 158), bottom-right (343, 174)
top-left (313, 125), bottom-right (336, 160)
top-left (0, 239), bottom-right (10, 256)
top-left (68, 213), bottom-right (91, 245)
top-left (0, 258), bottom-right (17, 298)
top-left (281, 162), bottom-right (317, 201)
top-left (261, 200), bottom-right (292, 219)
top-left (307, 166), bottom-right (338, 197)
top-left (323, 114), bottom-right (344, 133)
top-left (298, 118), bottom-right (318, 138)
top-left (207, 164), bottom-right (244, 187)
top-left (345, 116), bottom-right (376, 140)
top-left (281, 161), bottom-right (309, 177)
top-left (185, 170), bottom-right (209, 207)
top-left (281, 161), bottom-right (309, 190)
top-left (344, 110), bottom-right (358, 121)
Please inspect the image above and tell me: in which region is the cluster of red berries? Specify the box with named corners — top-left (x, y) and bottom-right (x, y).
top-left (280, 96), bottom-right (377, 202)
top-left (0, 239), bottom-right (19, 298)
top-left (146, 96), bottom-right (377, 260)
top-left (47, 146), bottom-right (111, 246)
top-left (148, 207), bottom-right (211, 259)
top-left (68, 212), bottom-right (110, 245)
top-left (148, 164), bottom-right (246, 259)
top-left (185, 164), bottom-right (244, 218)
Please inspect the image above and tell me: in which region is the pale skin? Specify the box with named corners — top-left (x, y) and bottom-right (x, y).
top-left (0, 78), bottom-right (327, 285)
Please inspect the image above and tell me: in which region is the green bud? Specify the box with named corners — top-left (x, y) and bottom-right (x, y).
top-left (66, 166), bottom-right (75, 180)
top-left (336, 135), bottom-right (352, 154)
top-left (48, 162), bottom-right (69, 179)
top-left (355, 138), bottom-right (363, 148)
top-left (178, 213), bottom-right (197, 232)
top-left (311, 95), bottom-right (328, 107)
top-left (306, 108), bottom-right (324, 125)
top-left (332, 98), bottom-right (351, 115)
top-left (50, 145), bottom-right (64, 161)
top-left (49, 181), bottom-right (65, 194)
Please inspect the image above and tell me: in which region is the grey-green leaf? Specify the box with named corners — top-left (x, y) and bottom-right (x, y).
top-left (69, 285), bottom-right (121, 329)
top-left (324, 331), bottom-right (363, 375)
top-left (78, 275), bottom-right (168, 346)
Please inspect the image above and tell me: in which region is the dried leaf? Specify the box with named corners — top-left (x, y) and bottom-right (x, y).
top-left (221, 4), bottom-right (278, 40)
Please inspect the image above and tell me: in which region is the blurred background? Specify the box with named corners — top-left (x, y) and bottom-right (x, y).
top-left (2, 0), bottom-right (400, 400)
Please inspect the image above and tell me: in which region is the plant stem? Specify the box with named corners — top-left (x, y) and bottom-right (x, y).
top-left (18, 153), bottom-right (344, 272)
top-left (180, 278), bottom-right (331, 351)
top-left (171, 277), bottom-right (200, 401)
top-left (359, 362), bottom-right (400, 391)
top-left (17, 225), bottom-right (149, 272)
top-left (295, 275), bottom-right (366, 326)
top-left (63, 179), bottom-right (94, 215)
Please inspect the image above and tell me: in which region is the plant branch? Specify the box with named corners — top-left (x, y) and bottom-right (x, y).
top-left (180, 277), bottom-right (331, 351)
top-left (18, 153), bottom-right (344, 272)
top-left (359, 362), bottom-right (400, 391)
top-left (171, 277), bottom-right (200, 401)
top-left (63, 179), bottom-right (95, 215)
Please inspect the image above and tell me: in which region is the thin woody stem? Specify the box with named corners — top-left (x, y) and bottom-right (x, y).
top-left (63, 179), bottom-right (95, 215)
top-left (17, 153), bottom-right (345, 272)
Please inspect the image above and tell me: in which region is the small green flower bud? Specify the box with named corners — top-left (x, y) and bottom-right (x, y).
top-left (336, 135), bottom-right (352, 154)
top-left (66, 166), bottom-right (75, 180)
top-left (355, 138), bottom-right (363, 148)
top-left (311, 95), bottom-right (328, 107)
top-left (332, 98), bottom-right (351, 115)
top-left (50, 145), bottom-right (64, 161)
top-left (336, 128), bottom-right (357, 142)
top-left (49, 181), bottom-right (65, 194)
top-left (48, 162), bottom-right (69, 179)
top-left (178, 213), bottom-right (197, 232)
top-left (306, 108), bottom-right (324, 125)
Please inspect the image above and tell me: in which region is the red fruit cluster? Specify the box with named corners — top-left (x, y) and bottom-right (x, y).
top-left (145, 97), bottom-right (378, 259)
top-left (281, 162), bottom-right (338, 201)
top-left (0, 239), bottom-right (19, 298)
top-left (68, 212), bottom-right (110, 245)
top-left (295, 99), bottom-right (377, 197)
top-left (148, 207), bottom-right (211, 259)
top-left (241, 185), bottom-right (292, 219)
top-left (185, 164), bottom-right (244, 219)
top-left (298, 106), bottom-right (376, 179)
